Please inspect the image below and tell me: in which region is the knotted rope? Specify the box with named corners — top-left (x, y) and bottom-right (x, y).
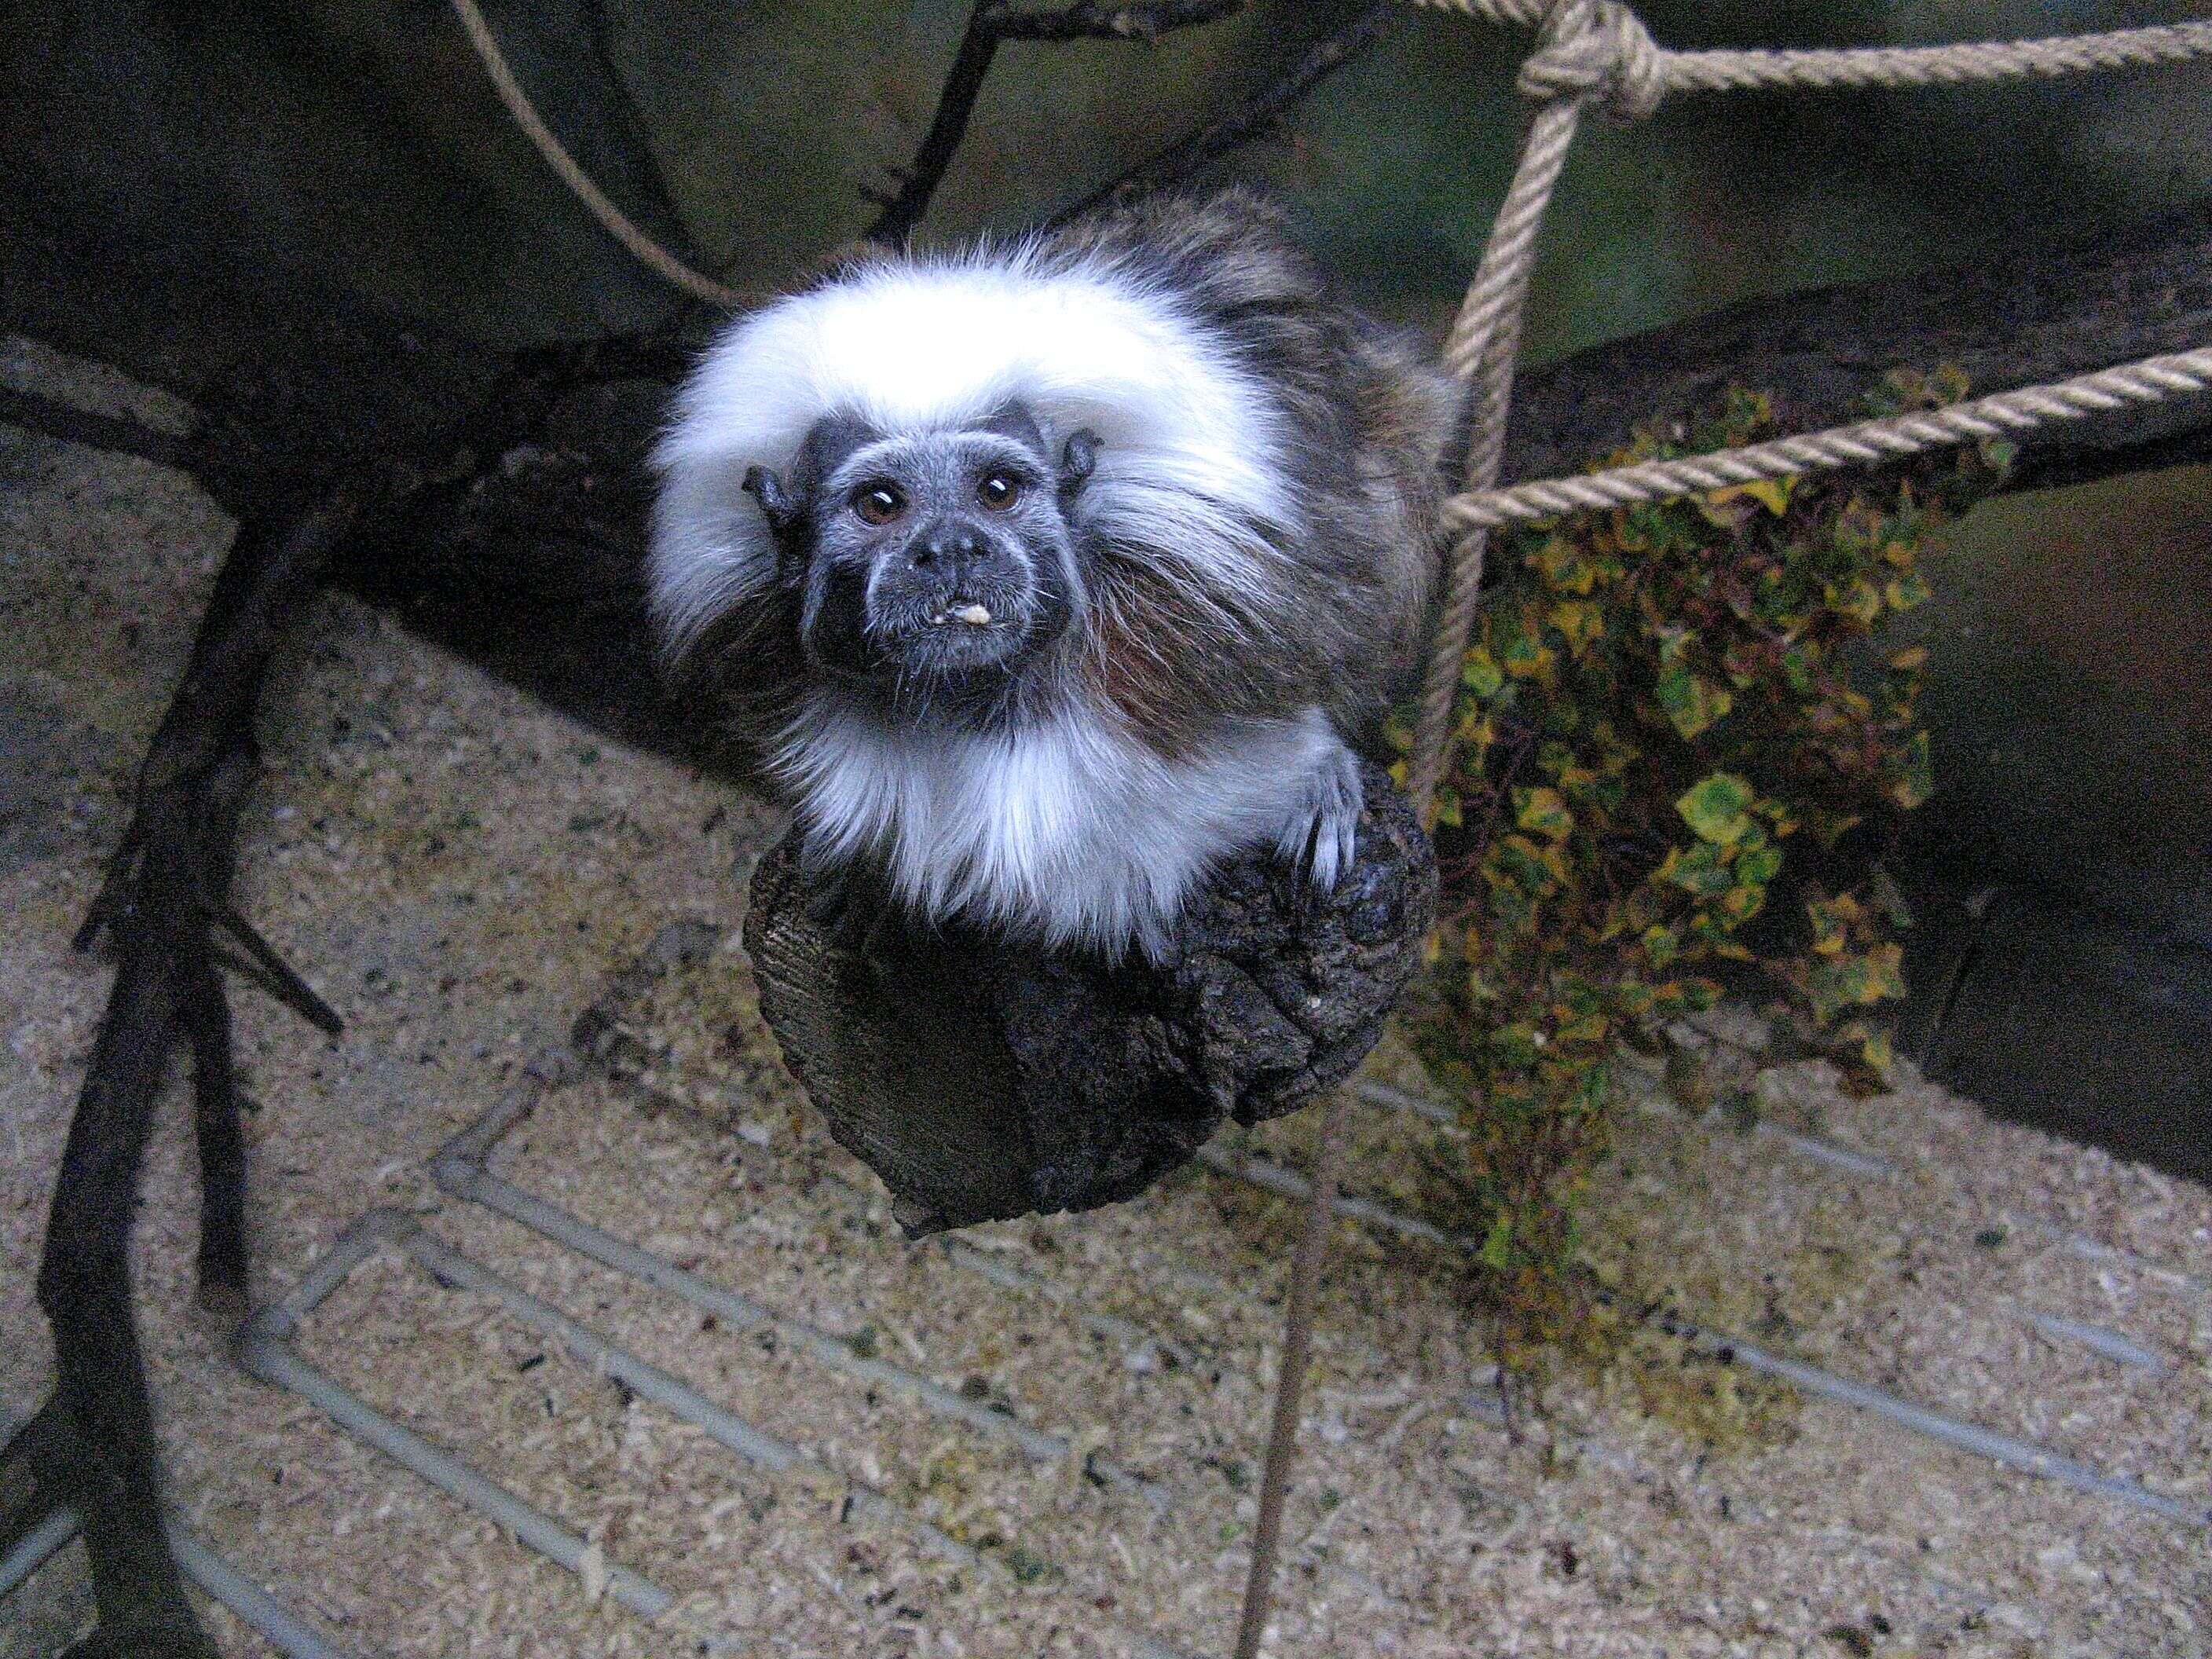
top-left (1401, 0), bottom-right (2212, 818)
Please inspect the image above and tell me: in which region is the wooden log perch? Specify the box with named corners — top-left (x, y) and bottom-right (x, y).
top-left (1500, 200), bottom-right (2212, 494)
top-left (744, 762), bottom-right (1437, 1233)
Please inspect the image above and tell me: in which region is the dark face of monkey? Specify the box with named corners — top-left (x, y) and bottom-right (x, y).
top-left (744, 403), bottom-right (1098, 707)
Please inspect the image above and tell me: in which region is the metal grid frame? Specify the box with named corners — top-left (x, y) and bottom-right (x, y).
top-left (6, 1049), bottom-right (2202, 1654)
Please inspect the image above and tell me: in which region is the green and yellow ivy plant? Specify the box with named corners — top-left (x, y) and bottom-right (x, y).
top-left (1392, 372), bottom-right (2009, 1317)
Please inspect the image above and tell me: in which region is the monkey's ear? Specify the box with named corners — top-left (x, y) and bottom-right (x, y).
top-left (743, 466), bottom-right (803, 533)
top-left (1060, 429), bottom-right (1101, 494)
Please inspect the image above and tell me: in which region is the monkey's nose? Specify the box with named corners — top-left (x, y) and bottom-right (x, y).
top-left (909, 526), bottom-right (987, 572)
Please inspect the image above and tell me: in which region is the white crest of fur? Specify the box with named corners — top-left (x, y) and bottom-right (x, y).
top-left (778, 694), bottom-right (1346, 960)
top-left (647, 245), bottom-right (1299, 654)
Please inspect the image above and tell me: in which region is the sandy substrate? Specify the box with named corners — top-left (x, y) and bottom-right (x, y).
top-left (2, 342), bottom-right (2207, 1657)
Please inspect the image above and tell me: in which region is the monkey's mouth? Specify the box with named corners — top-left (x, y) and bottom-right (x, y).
top-left (867, 582), bottom-right (1050, 679)
top-left (803, 540), bottom-right (1079, 696)
top-left (802, 574), bottom-right (1063, 688)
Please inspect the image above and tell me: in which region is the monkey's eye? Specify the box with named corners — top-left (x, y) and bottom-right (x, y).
top-left (852, 482), bottom-right (906, 526)
top-left (976, 472), bottom-right (1023, 512)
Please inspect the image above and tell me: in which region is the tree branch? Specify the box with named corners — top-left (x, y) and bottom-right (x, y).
top-left (31, 485), bottom-right (363, 1657)
top-left (864, 0), bottom-right (1244, 245)
top-left (0, 385), bottom-right (210, 478)
top-left (1054, 2), bottom-right (1401, 224)
top-left (10, 334), bottom-right (668, 1651)
top-left (1500, 200), bottom-right (2212, 490)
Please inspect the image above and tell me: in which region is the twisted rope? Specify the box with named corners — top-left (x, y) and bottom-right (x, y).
top-left (1229, 1087), bottom-right (1353, 1659)
top-left (1401, 0), bottom-right (2212, 817)
top-left (1413, 0), bottom-right (2212, 103)
top-left (1447, 346), bottom-right (2212, 532)
top-left (1408, 0), bottom-right (1636, 819)
top-left (447, 0), bottom-right (741, 308)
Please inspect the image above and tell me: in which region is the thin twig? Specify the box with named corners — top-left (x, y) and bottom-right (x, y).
top-left (20, 338), bottom-right (654, 1651)
top-left (865, 2), bottom-right (1007, 244)
top-left (1054, 2), bottom-right (1400, 225)
top-left (995, 0), bottom-right (1244, 41)
top-left (0, 384), bottom-right (208, 476)
top-left (866, 0), bottom-right (1245, 244)
top-left (203, 895), bottom-right (345, 1035)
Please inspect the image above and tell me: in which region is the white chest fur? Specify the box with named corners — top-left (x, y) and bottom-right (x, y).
top-left (775, 694), bottom-right (1343, 960)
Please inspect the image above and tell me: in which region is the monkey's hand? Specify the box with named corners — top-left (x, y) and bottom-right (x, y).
top-left (800, 842), bottom-right (903, 961)
top-left (1273, 738), bottom-right (1364, 896)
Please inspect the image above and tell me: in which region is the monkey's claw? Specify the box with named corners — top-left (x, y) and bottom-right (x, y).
top-left (1275, 744), bottom-right (1364, 895)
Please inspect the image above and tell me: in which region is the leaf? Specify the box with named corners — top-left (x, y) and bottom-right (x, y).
top-left (1707, 476), bottom-right (1794, 516)
top-left (1556, 1011), bottom-right (1610, 1046)
top-left (1491, 837), bottom-right (1562, 898)
top-left (1887, 731), bottom-right (1933, 810)
top-left (1661, 840), bottom-right (1734, 896)
top-left (1547, 599), bottom-right (1606, 657)
top-left (1743, 476), bottom-right (1795, 515)
top-left (1694, 490), bottom-right (1752, 531)
top-left (1805, 942), bottom-right (1906, 1023)
top-left (1533, 537), bottom-right (1597, 595)
top-left (1501, 632), bottom-right (1555, 682)
top-left (1478, 1211), bottom-right (1514, 1272)
top-left (1719, 883), bottom-right (1767, 924)
top-left (1490, 1023), bottom-right (1544, 1068)
top-left (1805, 807), bottom-right (1863, 849)
top-left (1831, 580), bottom-right (1883, 626)
top-left (1675, 774), bottom-right (1756, 844)
top-left (1863, 942), bottom-right (1906, 1001)
top-left (1514, 786), bottom-right (1574, 842)
top-left (1454, 707), bottom-right (1495, 749)
top-left (1460, 646), bottom-right (1504, 699)
top-left (1884, 572), bottom-right (1931, 610)
top-left (1859, 1026), bottom-right (1896, 1080)
top-left (1781, 641), bottom-right (1820, 695)
top-left (1807, 893), bottom-right (1858, 955)
top-left (1736, 843), bottom-right (1785, 887)
top-left (1654, 668), bottom-right (1732, 738)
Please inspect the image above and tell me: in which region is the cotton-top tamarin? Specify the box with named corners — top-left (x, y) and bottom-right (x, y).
top-left (650, 191), bottom-right (1453, 961)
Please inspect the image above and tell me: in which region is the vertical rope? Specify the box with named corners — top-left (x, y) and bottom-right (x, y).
top-left (1241, 6), bottom-right (1621, 1641)
top-left (1229, 1088), bottom-right (1352, 1659)
top-left (1407, 0), bottom-right (1621, 818)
